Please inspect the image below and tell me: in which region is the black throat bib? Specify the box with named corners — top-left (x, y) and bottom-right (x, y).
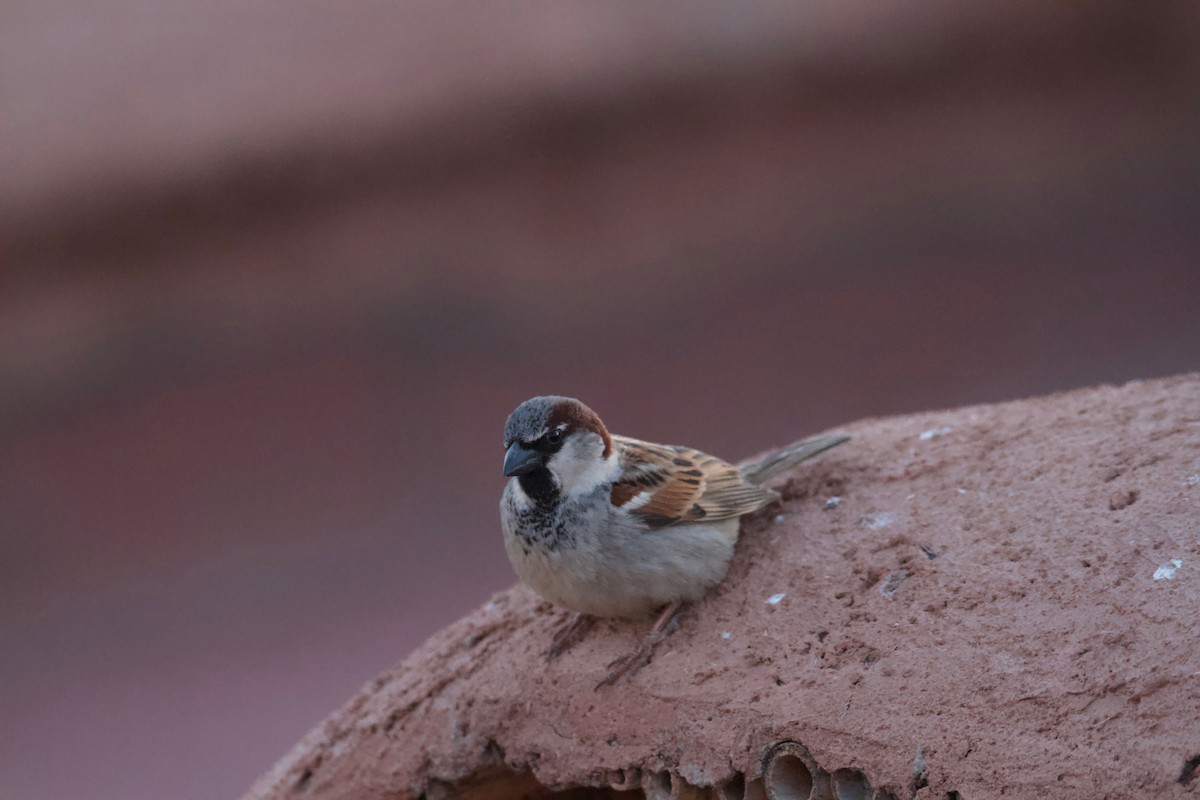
top-left (517, 466), bottom-right (559, 506)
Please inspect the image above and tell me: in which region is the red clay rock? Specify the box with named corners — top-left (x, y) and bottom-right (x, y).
top-left (245, 375), bottom-right (1200, 800)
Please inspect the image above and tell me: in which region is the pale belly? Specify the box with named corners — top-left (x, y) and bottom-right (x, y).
top-left (502, 499), bottom-right (740, 618)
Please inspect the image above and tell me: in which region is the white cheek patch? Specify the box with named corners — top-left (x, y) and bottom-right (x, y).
top-left (550, 432), bottom-right (620, 497)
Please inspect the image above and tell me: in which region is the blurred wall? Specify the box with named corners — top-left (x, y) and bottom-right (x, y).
top-left (2, 3), bottom-right (1199, 800)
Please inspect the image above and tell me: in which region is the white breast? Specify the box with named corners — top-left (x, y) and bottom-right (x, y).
top-left (500, 481), bottom-right (739, 619)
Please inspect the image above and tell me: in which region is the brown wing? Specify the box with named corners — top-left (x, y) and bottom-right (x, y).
top-left (609, 436), bottom-right (775, 529)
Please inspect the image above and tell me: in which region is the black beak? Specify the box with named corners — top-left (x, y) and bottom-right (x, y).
top-left (503, 442), bottom-right (541, 477)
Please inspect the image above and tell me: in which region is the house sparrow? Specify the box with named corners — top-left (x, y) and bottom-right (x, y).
top-left (500, 395), bottom-right (848, 684)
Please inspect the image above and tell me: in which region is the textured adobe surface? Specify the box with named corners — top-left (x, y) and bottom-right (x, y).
top-left (245, 375), bottom-right (1200, 800)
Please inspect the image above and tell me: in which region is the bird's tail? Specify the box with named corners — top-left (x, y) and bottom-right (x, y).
top-left (740, 434), bottom-right (850, 486)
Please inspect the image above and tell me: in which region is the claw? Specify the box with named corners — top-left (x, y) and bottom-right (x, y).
top-left (545, 613), bottom-right (595, 660)
top-left (595, 601), bottom-right (685, 688)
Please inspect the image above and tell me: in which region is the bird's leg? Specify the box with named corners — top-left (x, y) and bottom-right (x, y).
top-left (597, 601), bottom-right (685, 687)
top-left (546, 612), bottom-right (596, 660)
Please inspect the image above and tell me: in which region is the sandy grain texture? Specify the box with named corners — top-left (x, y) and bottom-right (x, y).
top-left (245, 375), bottom-right (1200, 800)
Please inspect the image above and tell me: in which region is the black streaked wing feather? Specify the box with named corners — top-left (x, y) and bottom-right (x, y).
top-left (609, 435), bottom-right (775, 529)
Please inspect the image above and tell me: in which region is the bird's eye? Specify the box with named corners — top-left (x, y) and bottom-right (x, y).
top-left (546, 428), bottom-right (563, 446)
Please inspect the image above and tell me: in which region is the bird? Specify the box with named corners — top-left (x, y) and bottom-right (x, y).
top-left (499, 395), bottom-right (848, 685)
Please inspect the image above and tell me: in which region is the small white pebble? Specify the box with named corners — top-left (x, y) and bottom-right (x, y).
top-left (1185, 475), bottom-right (1199, 487)
top-left (919, 426), bottom-right (953, 441)
top-left (1153, 559), bottom-right (1183, 581)
top-left (824, 496), bottom-right (841, 510)
top-left (956, 487), bottom-right (968, 495)
top-left (859, 512), bottom-right (896, 530)
top-left (878, 569), bottom-right (910, 599)
top-left (766, 592), bottom-right (787, 605)
top-left (721, 631), bottom-right (732, 639)
top-left (773, 514), bottom-right (786, 523)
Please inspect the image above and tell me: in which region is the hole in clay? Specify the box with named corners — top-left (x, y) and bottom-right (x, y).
top-left (641, 771), bottom-right (673, 800)
top-left (1181, 754), bottom-right (1200, 786)
top-left (830, 769), bottom-right (870, 800)
top-left (427, 763), bottom-right (711, 800)
top-left (607, 768), bottom-right (642, 792)
top-left (767, 756), bottom-right (812, 800)
top-left (718, 773), bottom-right (745, 800)
top-left (763, 743), bottom-right (821, 800)
top-left (716, 776), bottom-right (765, 800)
top-left (670, 775), bottom-right (707, 800)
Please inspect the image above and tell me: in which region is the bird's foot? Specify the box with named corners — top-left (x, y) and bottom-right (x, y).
top-left (545, 613), bottom-right (595, 660)
top-left (596, 601), bottom-right (684, 688)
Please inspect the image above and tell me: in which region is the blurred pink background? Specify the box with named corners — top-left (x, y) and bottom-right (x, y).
top-left (2, 3), bottom-right (1199, 799)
